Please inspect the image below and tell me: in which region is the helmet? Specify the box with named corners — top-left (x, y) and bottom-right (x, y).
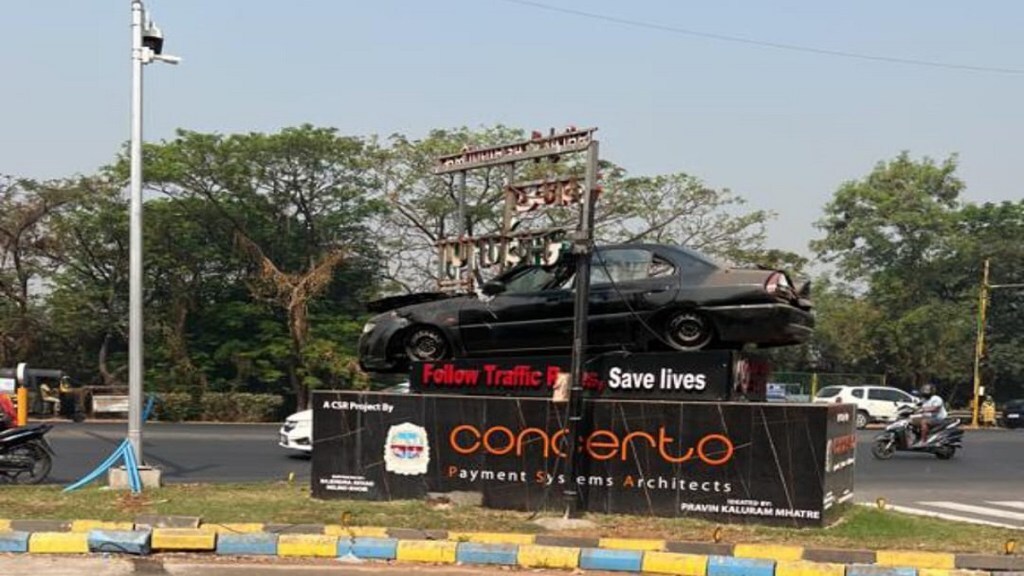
top-left (919, 383), bottom-right (936, 396)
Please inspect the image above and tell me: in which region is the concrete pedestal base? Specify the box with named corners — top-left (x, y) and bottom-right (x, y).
top-left (108, 466), bottom-right (163, 490)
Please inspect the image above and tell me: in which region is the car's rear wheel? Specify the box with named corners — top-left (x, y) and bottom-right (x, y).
top-left (855, 410), bottom-right (869, 430)
top-left (404, 326), bottom-right (449, 363)
top-left (664, 310), bottom-right (713, 351)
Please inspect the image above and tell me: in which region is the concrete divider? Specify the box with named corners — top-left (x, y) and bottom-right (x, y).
top-left (3, 518), bottom-right (1020, 576)
top-left (27, 532), bottom-right (89, 554)
top-left (847, 565), bottom-right (918, 576)
top-left (581, 547), bottom-right (644, 572)
top-left (449, 531), bottom-right (536, 544)
top-left (216, 533), bottom-right (278, 556)
top-left (0, 530), bottom-right (30, 553)
top-left (776, 559), bottom-right (846, 576)
top-left (517, 544), bottom-right (581, 569)
top-left (71, 520), bottom-right (135, 532)
top-left (134, 515), bottom-right (200, 530)
top-left (956, 554), bottom-right (1024, 572)
top-left (87, 529), bottom-right (151, 555)
top-left (455, 542), bottom-right (519, 566)
top-left (13, 520), bottom-right (70, 533)
top-left (736, 544), bottom-right (806, 562)
top-left (877, 551), bottom-right (956, 571)
top-left (708, 555), bottom-right (775, 576)
top-left (340, 536), bottom-right (399, 560)
top-left (642, 551), bottom-right (709, 576)
top-left (276, 534), bottom-right (337, 557)
top-left (151, 528), bottom-right (216, 551)
top-left (200, 522), bottom-right (265, 534)
top-left (395, 539), bottom-right (458, 563)
top-left (599, 537), bottom-right (667, 551)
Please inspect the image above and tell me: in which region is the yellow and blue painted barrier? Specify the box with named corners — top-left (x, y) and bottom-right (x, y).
top-left (0, 516), bottom-right (1020, 575)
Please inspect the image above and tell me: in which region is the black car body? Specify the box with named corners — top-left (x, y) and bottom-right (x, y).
top-left (1002, 399), bottom-right (1024, 429)
top-left (359, 244), bottom-right (813, 373)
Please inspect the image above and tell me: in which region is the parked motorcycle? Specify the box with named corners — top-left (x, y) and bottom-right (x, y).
top-left (0, 422), bottom-right (55, 484)
top-left (871, 405), bottom-right (963, 460)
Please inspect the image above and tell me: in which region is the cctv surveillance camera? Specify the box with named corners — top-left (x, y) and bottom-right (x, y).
top-left (142, 24), bottom-right (164, 55)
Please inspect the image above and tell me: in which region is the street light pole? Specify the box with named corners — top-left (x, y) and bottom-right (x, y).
top-left (971, 259), bottom-right (989, 429)
top-left (128, 0), bottom-right (146, 464)
top-left (128, 0), bottom-right (178, 465)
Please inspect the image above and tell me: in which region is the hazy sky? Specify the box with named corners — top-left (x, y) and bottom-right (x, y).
top-left (3, 1), bottom-right (1021, 257)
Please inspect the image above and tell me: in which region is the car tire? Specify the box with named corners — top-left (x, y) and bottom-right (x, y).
top-left (664, 310), bottom-right (714, 351)
top-left (855, 410), bottom-right (869, 430)
top-left (404, 326), bottom-right (449, 363)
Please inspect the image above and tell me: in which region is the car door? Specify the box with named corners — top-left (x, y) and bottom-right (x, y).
top-left (458, 263), bottom-right (575, 354)
top-left (867, 388), bottom-right (903, 421)
top-left (588, 247), bottom-right (678, 348)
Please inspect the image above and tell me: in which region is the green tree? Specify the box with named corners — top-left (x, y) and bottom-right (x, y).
top-left (118, 125), bottom-right (384, 407)
top-left (812, 152), bottom-right (972, 389)
top-left (43, 178), bottom-right (129, 384)
top-left (0, 176), bottom-right (79, 366)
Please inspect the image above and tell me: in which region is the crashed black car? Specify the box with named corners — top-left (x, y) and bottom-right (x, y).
top-left (358, 244), bottom-right (813, 373)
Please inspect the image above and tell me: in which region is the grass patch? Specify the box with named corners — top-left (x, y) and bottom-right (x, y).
top-left (0, 483), bottom-right (1018, 554)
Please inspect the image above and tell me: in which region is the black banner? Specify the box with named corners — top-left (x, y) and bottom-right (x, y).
top-left (410, 351), bottom-right (748, 401)
top-left (311, 392), bottom-right (854, 527)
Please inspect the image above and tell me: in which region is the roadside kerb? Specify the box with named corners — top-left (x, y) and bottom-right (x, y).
top-left (1, 518), bottom-right (1022, 574)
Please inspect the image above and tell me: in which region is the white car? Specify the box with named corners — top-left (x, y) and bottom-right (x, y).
top-left (279, 409), bottom-right (313, 454)
top-left (278, 382), bottom-right (410, 454)
top-left (813, 385), bottom-right (920, 429)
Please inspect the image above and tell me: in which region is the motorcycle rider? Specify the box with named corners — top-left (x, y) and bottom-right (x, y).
top-left (912, 383), bottom-right (947, 446)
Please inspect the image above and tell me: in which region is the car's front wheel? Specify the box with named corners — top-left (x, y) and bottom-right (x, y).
top-left (664, 310), bottom-right (714, 351)
top-left (403, 326), bottom-right (450, 363)
top-left (855, 410), bottom-right (870, 430)
top-left (871, 438), bottom-right (895, 460)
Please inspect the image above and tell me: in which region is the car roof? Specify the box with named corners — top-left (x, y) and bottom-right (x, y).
top-left (597, 243), bottom-right (726, 268)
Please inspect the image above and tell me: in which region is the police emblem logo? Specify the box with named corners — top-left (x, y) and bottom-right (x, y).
top-left (383, 423), bottom-right (430, 476)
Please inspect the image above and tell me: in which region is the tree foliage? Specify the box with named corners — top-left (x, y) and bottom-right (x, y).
top-left (807, 152), bottom-right (1023, 401)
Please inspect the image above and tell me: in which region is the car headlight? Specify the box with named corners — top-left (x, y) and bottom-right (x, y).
top-left (362, 322), bottom-right (376, 334)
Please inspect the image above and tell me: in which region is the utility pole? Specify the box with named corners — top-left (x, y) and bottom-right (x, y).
top-left (972, 258), bottom-right (1024, 428)
top-left (971, 259), bottom-right (989, 429)
top-left (562, 140), bottom-right (599, 519)
top-left (128, 0), bottom-right (179, 464)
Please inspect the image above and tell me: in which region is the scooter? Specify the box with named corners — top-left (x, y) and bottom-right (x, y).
top-left (871, 405), bottom-right (963, 460)
top-left (0, 422), bottom-right (55, 484)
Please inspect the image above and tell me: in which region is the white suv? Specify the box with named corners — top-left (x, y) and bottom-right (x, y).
top-left (813, 385), bottom-right (920, 429)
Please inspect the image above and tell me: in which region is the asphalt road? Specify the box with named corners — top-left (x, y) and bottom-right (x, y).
top-left (42, 421), bottom-right (1024, 527)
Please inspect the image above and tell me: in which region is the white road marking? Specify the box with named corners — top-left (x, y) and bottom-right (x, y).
top-left (988, 501), bottom-right (1024, 511)
top-left (919, 501), bottom-right (1024, 522)
top-left (869, 503), bottom-right (1022, 530)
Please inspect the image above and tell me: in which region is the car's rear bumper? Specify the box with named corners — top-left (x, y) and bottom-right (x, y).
top-left (706, 303), bottom-right (814, 345)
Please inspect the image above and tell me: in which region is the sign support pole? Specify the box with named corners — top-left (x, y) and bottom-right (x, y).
top-left (563, 140), bottom-right (599, 518)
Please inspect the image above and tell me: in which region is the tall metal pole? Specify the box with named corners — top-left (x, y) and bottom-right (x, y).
top-left (563, 141), bottom-right (599, 519)
top-left (128, 0), bottom-right (146, 463)
top-left (971, 258), bottom-right (990, 429)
